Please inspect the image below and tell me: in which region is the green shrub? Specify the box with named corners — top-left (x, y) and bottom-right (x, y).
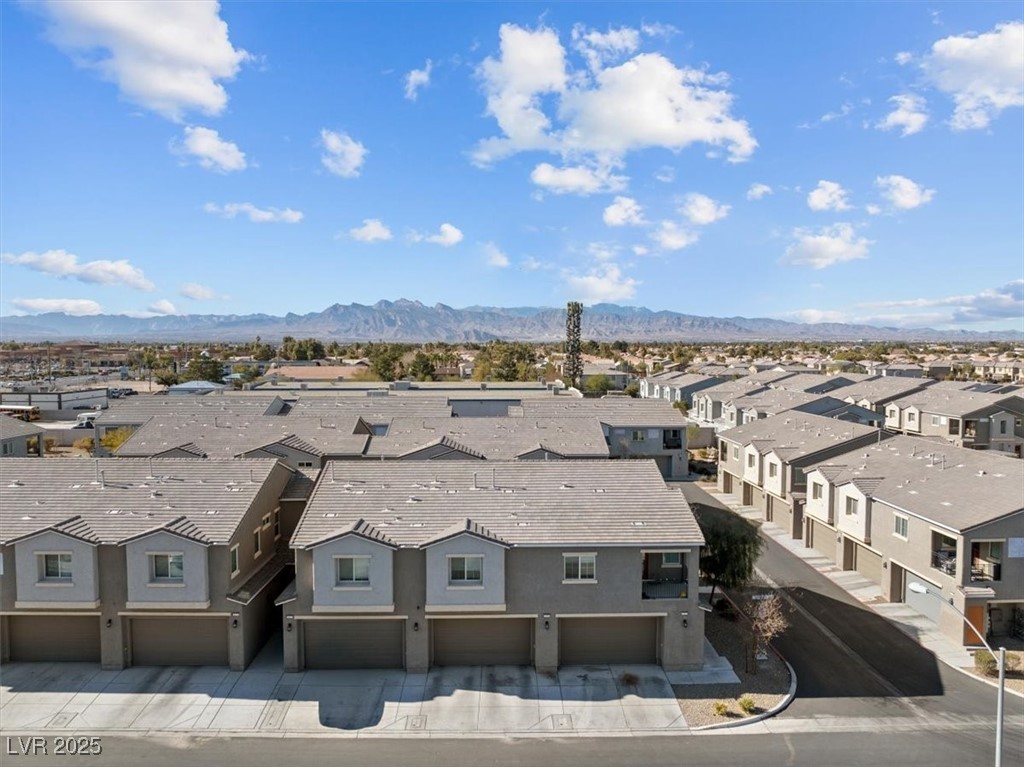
top-left (713, 701), bottom-right (729, 717)
top-left (737, 695), bottom-right (756, 715)
top-left (975, 650), bottom-right (998, 677)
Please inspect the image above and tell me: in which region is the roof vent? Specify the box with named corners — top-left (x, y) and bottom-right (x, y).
top-left (20, 514), bottom-right (33, 520)
top-left (150, 491), bottom-right (161, 498)
top-left (407, 496), bottom-right (422, 503)
top-left (323, 512), bottom-right (338, 518)
top-left (107, 509), bottom-right (122, 515)
top-left (631, 520), bottom-right (645, 526)
top-left (411, 522), bottom-right (425, 528)
top-left (977, 470), bottom-right (986, 477)
top-left (516, 521), bottom-right (529, 527)
top-left (204, 510), bottom-right (218, 515)
top-left (7, 480), bottom-right (23, 487)
top-left (559, 483), bottom-right (573, 489)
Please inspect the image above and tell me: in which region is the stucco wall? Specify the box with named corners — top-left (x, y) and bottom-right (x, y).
top-left (311, 536), bottom-right (394, 609)
top-left (425, 535), bottom-right (506, 608)
top-left (125, 531), bottom-right (209, 605)
top-left (14, 531), bottom-right (99, 605)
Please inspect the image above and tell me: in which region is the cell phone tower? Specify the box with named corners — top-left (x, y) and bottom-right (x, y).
top-left (564, 301), bottom-right (583, 390)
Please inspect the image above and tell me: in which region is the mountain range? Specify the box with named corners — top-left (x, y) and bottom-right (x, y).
top-left (1, 300), bottom-right (1020, 343)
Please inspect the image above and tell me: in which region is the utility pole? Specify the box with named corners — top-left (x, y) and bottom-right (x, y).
top-left (564, 301), bottom-right (583, 390)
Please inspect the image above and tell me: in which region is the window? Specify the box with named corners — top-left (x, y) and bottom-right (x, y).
top-left (449, 556), bottom-right (483, 585)
top-left (253, 527), bottom-right (262, 559)
top-left (931, 415), bottom-right (943, 426)
top-left (39, 553), bottom-right (72, 580)
top-left (662, 552), bottom-right (682, 567)
top-left (261, 513), bottom-right (272, 530)
top-left (563, 553), bottom-right (597, 581)
top-left (151, 553), bottom-right (183, 582)
top-left (888, 409), bottom-right (897, 419)
top-left (999, 420), bottom-right (1008, 434)
top-left (907, 412), bottom-right (916, 423)
top-left (273, 508), bottom-right (281, 540)
top-left (297, 460), bottom-right (314, 468)
top-left (336, 556), bottom-right (370, 586)
top-left (230, 545), bottom-right (240, 577)
top-left (845, 496), bottom-right (859, 516)
top-left (732, 446), bottom-right (739, 460)
top-left (893, 514), bottom-right (909, 540)
top-left (631, 430), bottom-right (645, 442)
top-left (812, 482), bottom-right (823, 500)
top-left (747, 453), bottom-right (755, 468)
top-left (768, 463), bottom-right (778, 478)
top-left (1, 443), bottom-right (9, 455)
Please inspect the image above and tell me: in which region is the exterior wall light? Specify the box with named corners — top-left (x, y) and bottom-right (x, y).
top-left (105, 618), bottom-right (113, 628)
top-left (413, 621), bottom-right (420, 632)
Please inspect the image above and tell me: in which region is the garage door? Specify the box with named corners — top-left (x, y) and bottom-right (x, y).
top-left (903, 575), bottom-right (942, 623)
top-left (807, 518), bottom-right (836, 562)
top-left (432, 618), bottom-right (532, 666)
top-left (131, 617), bottom-right (228, 666)
top-left (560, 617), bottom-right (658, 666)
top-left (8, 616), bottom-right (100, 662)
top-left (722, 473), bottom-right (732, 494)
top-left (654, 456), bottom-right (672, 479)
top-left (853, 544), bottom-right (884, 585)
top-left (304, 620), bottom-right (404, 669)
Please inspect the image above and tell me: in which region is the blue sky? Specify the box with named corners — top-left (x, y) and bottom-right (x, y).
top-left (1, 1), bottom-right (1022, 332)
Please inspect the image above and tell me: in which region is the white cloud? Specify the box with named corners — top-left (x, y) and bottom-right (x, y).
top-left (34, 0), bottom-right (249, 121)
top-left (320, 129), bottom-right (367, 178)
top-left (10, 298), bottom-right (103, 315)
top-left (862, 280), bottom-right (1023, 323)
top-left (631, 244), bottom-right (649, 256)
top-left (603, 196), bottom-right (645, 226)
top-left (586, 242), bottom-right (618, 262)
top-left (876, 94), bottom-right (929, 136)
top-left (681, 193), bottom-right (730, 225)
top-left (1, 248), bottom-right (154, 290)
top-left (204, 202), bottom-right (303, 223)
top-left (921, 21), bottom-right (1024, 130)
top-left (530, 162), bottom-right (627, 195)
top-left (783, 223), bottom-right (872, 269)
top-left (807, 180), bottom-right (852, 211)
top-left (173, 125), bottom-right (247, 172)
top-left (565, 262), bottom-right (638, 303)
top-left (411, 223), bottom-right (464, 247)
top-left (472, 24), bottom-right (756, 169)
top-left (894, 51), bottom-right (913, 65)
top-left (786, 308), bottom-right (846, 324)
top-left (571, 24), bottom-right (640, 72)
top-left (349, 219), bottom-right (393, 243)
top-left (483, 242), bottom-right (510, 268)
top-left (651, 221), bottom-right (699, 251)
top-left (865, 204), bottom-right (882, 216)
top-left (746, 182), bottom-right (773, 200)
top-left (875, 174), bottom-right (935, 210)
top-left (148, 299), bottom-right (178, 315)
top-left (404, 59), bottom-right (433, 101)
top-left (521, 256), bottom-right (553, 271)
top-left (180, 282), bottom-right (218, 300)
top-left (654, 166), bottom-right (675, 183)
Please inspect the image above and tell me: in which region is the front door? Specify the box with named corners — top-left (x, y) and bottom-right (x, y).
top-left (964, 604), bottom-right (986, 645)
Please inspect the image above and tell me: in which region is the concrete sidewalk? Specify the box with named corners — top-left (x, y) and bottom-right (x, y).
top-left (702, 487), bottom-right (976, 670)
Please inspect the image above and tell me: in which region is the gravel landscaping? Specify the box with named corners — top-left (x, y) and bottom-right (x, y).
top-left (674, 599), bottom-right (791, 728)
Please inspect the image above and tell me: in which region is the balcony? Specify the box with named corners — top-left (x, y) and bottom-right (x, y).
top-left (642, 578), bottom-right (688, 600)
top-left (641, 552), bottom-right (687, 600)
top-left (662, 430), bottom-right (683, 450)
top-left (931, 549), bottom-right (957, 576)
top-left (970, 560), bottom-right (1002, 582)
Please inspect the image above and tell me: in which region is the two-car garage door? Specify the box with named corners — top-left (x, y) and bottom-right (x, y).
top-left (130, 617), bottom-right (229, 666)
top-left (304, 620), bottom-right (404, 669)
top-left (8, 616), bottom-right (101, 663)
top-left (560, 617), bottom-right (658, 665)
top-left (432, 618), bottom-right (533, 666)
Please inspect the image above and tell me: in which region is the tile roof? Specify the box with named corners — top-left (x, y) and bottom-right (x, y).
top-left (807, 435), bottom-right (1024, 531)
top-left (718, 412), bottom-right (880, 460)
top-left (292, 460), bottom-right (703, 549)
top-left (838, 378), bottom-right (935, 405)
top-left (0, 417), bottom-right (44, 441)
top-left (890, 389), bottom-right (1023, 416)
top-left (419, 518), bottom-right (511, 548)
top-left (0, 458), bottom-right (290, 545)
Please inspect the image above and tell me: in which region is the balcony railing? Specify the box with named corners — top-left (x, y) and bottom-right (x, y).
top-left (642, 578), bottom-right (688, 600)
top-left (663, 438), bottom-right (683, 450)
top-left (931, 549), bottom-right (957, 576)
top-left (970, 560), bottom-right (1001, 582)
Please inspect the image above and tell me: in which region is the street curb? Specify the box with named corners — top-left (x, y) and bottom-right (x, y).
top-left (689, 657), bottom-right (797, 732)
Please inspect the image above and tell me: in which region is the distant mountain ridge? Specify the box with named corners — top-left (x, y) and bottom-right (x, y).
top-left (1, 300), bottom-right (1020, 342)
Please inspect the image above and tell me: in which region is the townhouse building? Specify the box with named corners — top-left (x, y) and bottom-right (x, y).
top-left (278, 461), bottom-right (704, 673)
top-left (717, 414), bottom-right (883, 540)
top-left (0, 417), bottom-right (44, 457)
top-left (719, 390), bottom-right (882, 430)
top-left (691, 372), bottom-right (797, 424)
top-left (639, 372), bottom-right (728, 406)
top-left (883, 389), bottom-right (1024, 457)
top-left (803, 436), bottom-right (1023, 647)
top-left (0, 458), bottom-right (293, 670)
top-left (837, 377), bottom-right (937, 418)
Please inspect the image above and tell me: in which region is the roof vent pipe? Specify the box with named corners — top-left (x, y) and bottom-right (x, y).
top-left (99, 470), bottom-right (106, 489)
top-left (491, 467), bottom-right (496, 489)
top-left (330, 463), bottom-right (336, 483)
top-left (473, 472), bottom-right (478, 490)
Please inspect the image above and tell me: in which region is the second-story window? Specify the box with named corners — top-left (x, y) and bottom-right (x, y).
top-left (150, 553), bottom-right (183, 582)
top-left (336, 556), bottom-right (370, 586)
top-left (845, 497), bottom-right (859, 516)
top-left (449, 556), bottom-right (483, 585)
top-left (768, 463), bottom-right (778, 478)
top-left (747, 454), bottom-right (756, 468)
top-left (893, 514), bottom-right (909, 539)
top-left (230, 545), bottom-right (240, 577)
top-left (812, 482), bottom-right (823, 500)
top-left (563, 553), bottom-right (597, 581)
top-left (39, 552), bottom-right (72, 581)
top-left (253, 527), bottom-right (262, 559)
top-left (631, 430), bottom-right (645, 442)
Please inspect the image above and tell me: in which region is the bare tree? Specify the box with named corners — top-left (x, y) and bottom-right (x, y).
top-left (746, 593), bottom-right (789, 675)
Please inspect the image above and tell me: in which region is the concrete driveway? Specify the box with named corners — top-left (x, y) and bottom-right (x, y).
top-left (1, 641), bottom-right (687, 736)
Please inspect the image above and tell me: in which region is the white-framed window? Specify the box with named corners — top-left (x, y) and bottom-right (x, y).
top-left (732, 446), bottom-right (739, 460)
top-left (907, 412), bottom-right (916, 423)
top-left (747, 453), bottom-right (756, 468)
top-left (335, 555), bottom-right (370, 586)
top-left (150, 553), bottom-right (183, 582)
top-left (448, 555), bottom-right (483, 585)
top-left (273, 508), bottom-right (281, 540)
top-left (631, 430), bottom-right (645, 442)
top-left (563, 553), bottom-right (597, 582)
top-left (230, 544), bottom-right (240, 577)
top-left (297, 460), bottom-right (314, 468)
top-left (893, 514), bottom-right (909, 540)
top-left (768, 463), bottom-right (778, 478)
top-left (261, 513), bottom-right (272, 530)
top-left (38, 552), bottom-right (72, 581)
top-left (931, 415), bottom-right (947, 426)
top-left (662, 552), bottom-right (682, 567)
top-left (253, 527), bottom-right (262, 559)
top-left (888, 408), bottom-right (897, 419)
top-left (999, 420), bottom-right (1008, 434)
top-left (812, 482), bottom-right (823, 500)
top-left (845, 496), bottom-right (859, 516)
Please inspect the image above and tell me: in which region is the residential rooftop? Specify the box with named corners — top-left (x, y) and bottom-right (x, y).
top-left (838, 377), bottom-right (937, 405)
top-left (718, 412), bottom-right (880, 459)
top-left (292, 460), bottom-right (703, 549)
top-left (809, 435), bottom-right (1024, 532)
top-left (889, 388), bottom-right (1023, 416)
top-left (0, 458), bottom-right (290, 545)
top-left (0, 417), bottom-right (44, 441)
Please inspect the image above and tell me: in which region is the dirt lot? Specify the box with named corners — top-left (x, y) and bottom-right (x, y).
top-left (675, 599), bottom-right (791, 728)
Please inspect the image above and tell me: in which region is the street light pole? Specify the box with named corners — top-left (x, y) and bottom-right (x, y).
top-left (908, 582), bottom-right (1005, 767)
